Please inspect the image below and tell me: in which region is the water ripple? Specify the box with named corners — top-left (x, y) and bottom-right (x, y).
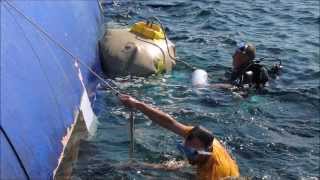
top-left (73, 0), bottom-right (320, 179)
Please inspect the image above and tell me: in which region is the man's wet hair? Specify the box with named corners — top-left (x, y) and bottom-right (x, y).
top-left (186, 126), bottom-right (214, 149)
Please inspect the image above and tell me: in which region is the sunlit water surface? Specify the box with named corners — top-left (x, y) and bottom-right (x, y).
top-left (72, 0), bottom-right (320, 179)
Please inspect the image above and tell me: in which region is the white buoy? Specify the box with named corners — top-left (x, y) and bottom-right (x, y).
top-left (192, 69), bottom-right (209, 87)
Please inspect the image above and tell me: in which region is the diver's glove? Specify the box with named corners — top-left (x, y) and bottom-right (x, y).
top-left (269, 63), bottom-right (282, 75)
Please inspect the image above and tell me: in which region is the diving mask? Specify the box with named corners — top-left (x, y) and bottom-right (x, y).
top-left (176, 143), bottom-right (211, 161)
top-left (236, 43), bottom-right (248, 54)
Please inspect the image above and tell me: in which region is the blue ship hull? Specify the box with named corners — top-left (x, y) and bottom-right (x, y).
top-left (1, 1), bottom-right (102, 179)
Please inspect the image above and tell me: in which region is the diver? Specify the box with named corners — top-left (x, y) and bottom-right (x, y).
top-left (211, 42), bottom-right (282, 91)
top-left (119, 94), bottom-right (240, 180)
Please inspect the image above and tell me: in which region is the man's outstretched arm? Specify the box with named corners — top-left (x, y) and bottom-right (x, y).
top-left (119, 94), bottom-right (193, 138)
top-left (114, 160), bottom-right (188, 171)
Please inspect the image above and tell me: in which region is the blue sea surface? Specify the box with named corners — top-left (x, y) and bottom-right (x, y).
top-left (72, 0), bottom-right (320, 179)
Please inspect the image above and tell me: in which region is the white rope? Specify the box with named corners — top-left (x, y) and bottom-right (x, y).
top-left (5, 0), bottom-right (138, 160)
top-left (4, 0), bottom-right (121, 96)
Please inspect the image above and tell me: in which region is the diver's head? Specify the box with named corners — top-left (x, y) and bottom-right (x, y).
top-left (232, 42), bottom-right (256, 70)
top-left (179, 126), bottom-right (214, 165)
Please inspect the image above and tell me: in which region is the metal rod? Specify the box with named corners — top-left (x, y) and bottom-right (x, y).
top-left (129, 111), bottom-right (135, 159)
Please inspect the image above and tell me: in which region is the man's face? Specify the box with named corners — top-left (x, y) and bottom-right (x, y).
top-left (232, 51), bottom-right (249, 70)
top-left (184, 138), bottom-right (207, 165)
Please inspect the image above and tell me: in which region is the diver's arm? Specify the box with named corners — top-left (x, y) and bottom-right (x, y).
top-left (208, 69), bottom-right (239, 90)
top-left (115, 160), bottom-right (187, 171)
top-left (119, 94), bottom-right (193, 137)
top-left (135, 160), bottom-right (187, 171)
top-left (209, 83), bottom-right (234, 90)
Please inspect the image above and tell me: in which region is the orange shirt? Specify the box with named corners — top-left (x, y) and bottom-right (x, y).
top-left (197, 139), bottom-right (240, 180)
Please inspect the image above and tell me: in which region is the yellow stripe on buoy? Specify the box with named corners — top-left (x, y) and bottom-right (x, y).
top-left (130, 21), bottom-right (165, 40)
top-left (155, 57), bottom-right (165, 74)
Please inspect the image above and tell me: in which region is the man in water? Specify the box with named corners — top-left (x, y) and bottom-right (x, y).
top-left (210, 42), bottom-right (281, 93)
top-left (119, 94), bottom-right (240, 179)
top-left (230, 42), bottom-right (269, 89)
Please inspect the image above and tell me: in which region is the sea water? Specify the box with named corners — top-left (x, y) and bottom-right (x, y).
top-left (72, 0), bottom-right (319, 179)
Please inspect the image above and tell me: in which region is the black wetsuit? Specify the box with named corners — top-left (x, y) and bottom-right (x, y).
top-left (230, 63), bottom-right (270, 88)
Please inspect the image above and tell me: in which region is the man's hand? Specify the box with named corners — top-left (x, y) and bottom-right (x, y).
top-left (119, 94), bottom-right (140, 109)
